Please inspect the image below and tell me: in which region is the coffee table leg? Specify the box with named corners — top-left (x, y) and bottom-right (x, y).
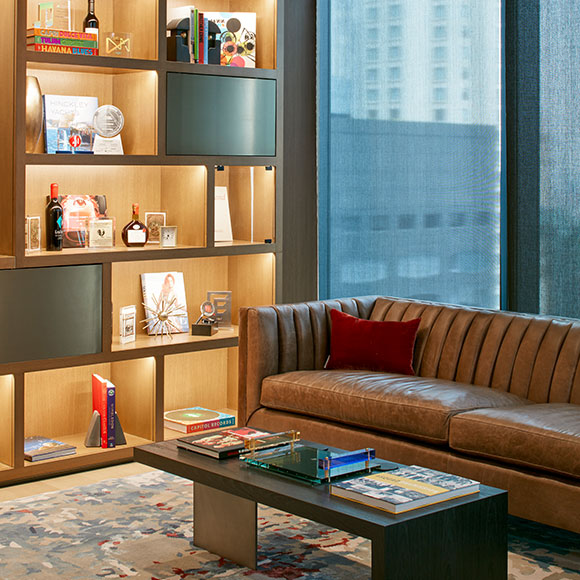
top-left (371, 494), bottom-right (507, 580)
top-left (193, 482), bottom-right (258, 569)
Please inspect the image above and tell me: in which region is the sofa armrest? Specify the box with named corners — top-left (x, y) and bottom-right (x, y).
top-left (237, 296), bottom-right (378, 426)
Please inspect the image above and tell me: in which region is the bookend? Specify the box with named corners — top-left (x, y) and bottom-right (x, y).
top-left (84, 410), bottom-right (127, 447)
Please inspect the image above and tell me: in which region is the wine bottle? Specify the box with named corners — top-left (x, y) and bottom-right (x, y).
top-left (83, 0), bottom-right (99, 41)
top-left (122, 203), bottom-right (149, 247)
top-left (46, 183), bottom-right (64, 251)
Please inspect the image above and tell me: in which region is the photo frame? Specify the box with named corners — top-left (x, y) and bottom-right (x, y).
top-left (145, 212), bottom-right (166, 244)
top-left (160, 225), bottom-right (178, 247)
top-left (87, 217), bottom-right (115, 248)
top-left (25, 216), bottom-right (41, 251)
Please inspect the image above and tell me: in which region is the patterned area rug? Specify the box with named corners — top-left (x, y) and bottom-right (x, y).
top-left (0, 470), bottom-right (578, 579)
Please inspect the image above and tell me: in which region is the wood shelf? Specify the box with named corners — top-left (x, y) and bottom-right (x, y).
top-left (0, 255), bottom-right (15, 269)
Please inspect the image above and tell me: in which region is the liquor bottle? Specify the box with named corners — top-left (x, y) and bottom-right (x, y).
top-left (122, 203), bottom-right (149, 247)
top-left (46, 183), bottom-right (63, 251)
top-left (83, 0), bottom-right (99, 41)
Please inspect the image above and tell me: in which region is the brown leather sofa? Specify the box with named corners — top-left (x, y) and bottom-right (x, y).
top-left (238, 296), bottom-right (580, 533)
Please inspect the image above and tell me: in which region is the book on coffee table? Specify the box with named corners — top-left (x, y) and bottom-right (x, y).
top-left (164, 407), bottom-right (235, 433)
top-left (331, 465), bottom-right (479, 514)
top-left (177, 427), bottom-right (272, 459)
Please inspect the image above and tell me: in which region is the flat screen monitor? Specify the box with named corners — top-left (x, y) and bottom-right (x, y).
top-left (0, 265), bottom-right (102, 363)
top-left (166, 72), bottom-right (276, 156)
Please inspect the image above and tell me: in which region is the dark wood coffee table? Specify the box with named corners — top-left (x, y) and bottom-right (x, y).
top-left (134, 440), bottom-right (507, 580)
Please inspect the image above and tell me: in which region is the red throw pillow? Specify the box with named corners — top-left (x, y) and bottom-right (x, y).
top-left (325, 309), bottom-right (420, 375)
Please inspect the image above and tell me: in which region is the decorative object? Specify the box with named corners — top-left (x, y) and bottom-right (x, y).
top-left (92, 104), bottom-right (124, 154)
top-left (104, 31), bottom-right (132, 57)
top-left (207, 290), bottom-right (232, 328)
top-left (59, 194), bottom-right (107, 248)
top-left (141, 271), bottom-right (189, 336)
top-left (121, 203), bottom-right (148, 246)
top-left (159, 225), bottom-right (178, 247)
top-left (119, 305), bottom-right (136, 344)
top-left (191, 299), bottom-right (217, 335)
top-left (36, 1), bottom-right (72, 30)
top-left (205, 12), bottom-right (256, 68)
top-left (25, 76), bottom-right (43, 153)
top-left (25, 216), bottom-right (41, 251)
top-left (144, 212), bottom-right (166, 244)
top-left (166, 18), bottom-right (190, 62)
top-left (87, 217), bottom-right (115, 248)
top-left (214, 186), bottom-right (233, 242)
top-left (84, 410), bottom-right (126, 447)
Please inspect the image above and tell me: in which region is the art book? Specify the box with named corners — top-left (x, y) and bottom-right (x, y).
top-left (205, 12), bottom-right (256, 68)
top-left (331, 465), bottom-right (479, 514)
top-left (177, 427), bottom-right (270, 458)
top-left (141, 272), bottom-right (189, 334)
top-left (164, 407), bottom-right (235, 434)
top-left (24, 436), bottom-right (76, 462)
top-left (59, 194), bottom-right (107, 248)
top-left (43, 94), bottom-right (98, 154)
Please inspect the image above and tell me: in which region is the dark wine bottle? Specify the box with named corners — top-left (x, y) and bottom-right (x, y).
top-left (83, 0), bottom-right (99, 41)
top-left (122, 203), bottom-right (149, 247)
top-left (46, 183), bottom-right (63, 252)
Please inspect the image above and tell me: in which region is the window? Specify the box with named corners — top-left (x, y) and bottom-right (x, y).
top-left (367, 68), bottom-right (378, 82)
top-left (368, 88), bottom-right (379, 102)
top-left (388, 4), bottom-right (402, 19)
top-left (318, 1), bottom-right (502, 308)
top-left (433, 25), bottom-right (447, 40)
top-left (389, 25), bottom-right (402, 40)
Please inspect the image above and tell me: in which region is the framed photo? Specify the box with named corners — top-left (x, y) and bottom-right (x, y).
top-left (160, 225), bottom-right (178, 247)
top-left (25, 216), bottom-right (41, 251)
top-left (145, 212), bottom-right (166, 244)
top-left (87, 217), bottom-right (115, 248)
top-left (119, 305), bottom-right (136, 344)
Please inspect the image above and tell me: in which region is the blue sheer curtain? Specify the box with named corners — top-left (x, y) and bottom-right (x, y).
top-left (539, 0), bottom-right (580, 318)
top-left (318, 0), bottom-right (503, 308)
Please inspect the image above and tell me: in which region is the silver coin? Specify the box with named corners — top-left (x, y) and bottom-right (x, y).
top-left (93, 105), bottom-right (125, 138)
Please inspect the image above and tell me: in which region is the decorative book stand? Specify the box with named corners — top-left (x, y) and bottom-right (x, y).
top-left (84, 410), bottom-right (127, 447)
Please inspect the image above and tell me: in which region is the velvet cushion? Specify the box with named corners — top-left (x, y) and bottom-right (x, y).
top-left (325, 309), bottom-right (420, 375)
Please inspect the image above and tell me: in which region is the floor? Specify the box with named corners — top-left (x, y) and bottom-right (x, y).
top-left (1, 462), bottom-right (156, 501)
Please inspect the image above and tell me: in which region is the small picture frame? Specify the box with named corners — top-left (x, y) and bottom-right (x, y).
top-left (119, 305), bottom-right (136, 344)
top-left (25, 216), bottom-right (41, 251)
top-left (145, 212), bottom-right (166, 244)
top-left (159, 225), bottom-right (178, 248)
top-left (87, 217), bottom-right (115, 248)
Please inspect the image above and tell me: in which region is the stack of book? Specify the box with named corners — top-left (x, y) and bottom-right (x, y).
top-left (24, 436), bottom-right (76, 462)
top-left (27, 28), bottom-right (99, 56)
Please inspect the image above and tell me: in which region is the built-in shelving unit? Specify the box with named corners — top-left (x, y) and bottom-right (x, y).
top-left (0, 0), bottom-right (282, 485)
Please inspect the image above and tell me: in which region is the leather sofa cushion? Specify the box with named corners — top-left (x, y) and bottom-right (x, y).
top-left (449, 403), bottom-right (580, 479)
top-left (260, 370), bottom-right (530, 445)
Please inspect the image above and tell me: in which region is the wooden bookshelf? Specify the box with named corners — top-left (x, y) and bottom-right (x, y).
top-left (0, 0), bottom-right (283, 486)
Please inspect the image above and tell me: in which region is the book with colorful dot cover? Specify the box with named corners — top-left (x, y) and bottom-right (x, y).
top-left (331, 465), bottom-right (479, 513)
top-left (24, 436), bottom-right (77, 462)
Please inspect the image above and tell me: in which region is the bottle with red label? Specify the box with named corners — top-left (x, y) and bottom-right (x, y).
top-left (121, 203), bottom-right (148, 247)
top-left (46, 183), bottom-right (64, 251)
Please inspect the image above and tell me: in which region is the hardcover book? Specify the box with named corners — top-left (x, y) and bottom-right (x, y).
top-left (141, 272), bottom-right (189, 334)
top-left (205, 12), bottom-right (256, 68)
top-left (164, 407), bottom-right (235, 434)
top-left (27, 28), bottom-right (96, 41)
top-left (43, 94), bottom-right (99, 154)
top-left (24, 436), bottom-right (76, 462)
top-left (30, 45), bottom-right (98, 55)
top-left (331, 465), bottom-right (480, 514)
top-left (91, 373), bottom-right (109, 448)
top-left (59, 194), bottom-right (107, 248)
top-left (177, 426), bottom-right (271, 458)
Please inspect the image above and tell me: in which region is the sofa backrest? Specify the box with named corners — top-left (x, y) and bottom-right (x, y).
top-left (369, 297), bottom-right (580, 404)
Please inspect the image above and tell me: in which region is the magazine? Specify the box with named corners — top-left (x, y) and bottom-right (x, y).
top-left (141, 272), bottom-right (189, 334)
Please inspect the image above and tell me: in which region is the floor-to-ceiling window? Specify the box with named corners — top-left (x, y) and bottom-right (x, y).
top-left (318, 0), bottom-right (503, 308)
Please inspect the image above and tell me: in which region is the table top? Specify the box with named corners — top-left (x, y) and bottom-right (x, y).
top-left (134, 439), bottom-right (506, 541)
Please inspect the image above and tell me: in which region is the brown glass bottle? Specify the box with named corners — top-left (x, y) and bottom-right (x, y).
top-left (122, 203), bottom-right (148, 247)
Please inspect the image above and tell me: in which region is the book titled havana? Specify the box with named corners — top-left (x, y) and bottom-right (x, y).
top-left (331, 465), bottom-right (480, 514)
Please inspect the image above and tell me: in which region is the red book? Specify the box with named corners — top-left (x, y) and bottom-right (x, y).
top-left (198, 11), bottom-right (205, 64)
top-left (92, 373), bottom-right (108, 448)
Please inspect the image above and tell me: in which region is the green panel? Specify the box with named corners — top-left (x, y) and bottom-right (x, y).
top-left (0, 265), bottom-right (102, 363)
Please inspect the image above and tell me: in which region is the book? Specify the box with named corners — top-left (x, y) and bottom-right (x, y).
top-left (164, 407), bottom-right (235, 434)
top-left (24, 436), bottom-right (76, 462)
top-left (205, 12), bottom-right (256, 68)
top-left (331, 465), bottom-right (480, 514)
top-left (27, 28), bottom-right (97, 41)
top-left (28, 36), bottom-right (99, 48)
top-left (28, 44), bottom-right (98, 55)
top-left (141, 271), bottom-right (189, 334)
top-left (43, 94), bottom-right (99, 154)
top-left (92, 373), bottom-right (108, 448)
top-left (59, 194), bottom-right (107, 248)
top-left (177, 426), bottom-right (271, 458)
top-left (105, 380), bottom-right (116, 448)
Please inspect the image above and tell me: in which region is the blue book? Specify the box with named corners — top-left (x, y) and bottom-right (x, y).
top-left (204, 17), bottom-right (208, 64)
top-left (106, 380), bottom-right (116, 448)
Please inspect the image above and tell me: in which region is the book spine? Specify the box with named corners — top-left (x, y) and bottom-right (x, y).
top-left (29, 44), bottom-right (99, 55)
top-left (106, 382), bottom-right (116, 448)
top-left (92, 374), bottom-right (108, 448)
top-left (28, 36), bottom-right (99, 48)
top-left (203, 18), bottom-right (208, 64)
top-left (193, 9), bottom-right (199, 63)
top-left (27, 28), bottom-right (97, 41)
top-left (198, 12), bottom-right (204, 64)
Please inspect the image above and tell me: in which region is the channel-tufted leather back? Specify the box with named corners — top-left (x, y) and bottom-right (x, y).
top-left (238, 296), bottom-right (580, 425)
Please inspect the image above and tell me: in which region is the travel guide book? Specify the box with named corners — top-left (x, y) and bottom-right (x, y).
top-left (331, 465), bottom-right (480, 514)
top-left (177, 426), bottom-right (271, 458)
top-left (24, 436), bottom-right (76, 462)
top-left (164, 407), bottom-right (235, 434)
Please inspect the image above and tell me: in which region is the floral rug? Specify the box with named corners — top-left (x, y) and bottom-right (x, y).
top-left (0, 470), bottom-right (578, 579)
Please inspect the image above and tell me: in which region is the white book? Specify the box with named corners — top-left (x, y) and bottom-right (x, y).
top-left (214, 186), bottom-right (233, 242)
